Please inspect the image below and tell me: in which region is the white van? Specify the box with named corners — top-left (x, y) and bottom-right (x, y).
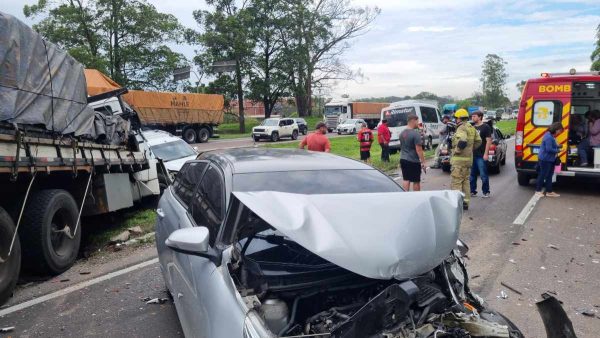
top-left (380, 100), bottom-right (444, 152)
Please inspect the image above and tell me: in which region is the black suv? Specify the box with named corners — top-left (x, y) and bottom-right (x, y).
top-left (294, 118), bottom-right (308, 135)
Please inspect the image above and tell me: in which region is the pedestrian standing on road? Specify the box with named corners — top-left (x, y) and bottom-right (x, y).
top-left (577, 110), bottom-right (600, 166)
top-left (536, 122), bottom-right (564, 197)
top-left (450, 109), bottom-right (481, 210)
top-left (299, 122), bottom-right (331, 152)
top-left (357, 122), bottom-right (374, 163)
top-left (400, 115), bottom-right (426, 191)
top-left (377, 119), bottom-right (391, 162)
top-left (470, 111), bottom-right (493, 198)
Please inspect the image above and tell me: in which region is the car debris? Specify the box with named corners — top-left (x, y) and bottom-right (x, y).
top-left (580, 309), bottom-right (596, 317)
top-left (500, 282), bottom-right (523, 295)
top-left (497, 290), bottom-right (508, 299)
top-left (0, 327), bottom-right (15, 333)
top-left (508, 259), bottom-right (517, 264)
top-left (145, 298), bottom-right (169, 305)
top-left (79, 271), bottom-right (91, 275)
top-left (547, 244), bottom-right (560, 250)
top-left (537, 294), bottom-right (577, 338)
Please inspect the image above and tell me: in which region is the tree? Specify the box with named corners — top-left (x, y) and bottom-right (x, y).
top-left (591, 24), bottom-right (600, 71)
top-left (244, 0), bottom-right (291, 118)
top-left (24, 0), bottom-right (187, 91)
top-left (191, 0), bottom-right (254, 132)
top-left (279, 0), bottom-right (380, 116)
top-left (480, 54), bottom-right (508, 108)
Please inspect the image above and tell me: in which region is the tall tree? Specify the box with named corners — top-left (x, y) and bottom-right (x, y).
top-left (245, 0), bottom-right (290, 118)
top-left (279, 0), bottom-right (379, 116)
top-left (24, 0), bottom-right (187, 90)
top-left (480, 54), bottom-right (508, 108)
top-left (592, 24), bottom-right (600, 71)
top-left (192, 0), bottom-right (253, 132)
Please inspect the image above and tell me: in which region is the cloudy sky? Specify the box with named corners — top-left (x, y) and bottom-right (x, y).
top-left (3, 0), bottom-right (599, 100)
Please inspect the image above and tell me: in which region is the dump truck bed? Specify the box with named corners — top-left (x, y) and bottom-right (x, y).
top-left (123, 90), bottom-right (224, 126)
top-left (351, 102), bottom-right (390, 119)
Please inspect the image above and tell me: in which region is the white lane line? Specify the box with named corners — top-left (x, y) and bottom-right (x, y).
top-left (513, 193), bottom-right (541, 225)
top-left (0, 258), bottom-right (159, 318)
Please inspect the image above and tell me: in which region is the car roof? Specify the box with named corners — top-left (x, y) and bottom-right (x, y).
top-left (199, 148), bottom-right (370, 174)
top-left (141, 129), bottom-right (182, 145)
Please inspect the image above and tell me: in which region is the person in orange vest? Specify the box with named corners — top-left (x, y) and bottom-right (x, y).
top-left (357, 122), bottom-right (374, 163)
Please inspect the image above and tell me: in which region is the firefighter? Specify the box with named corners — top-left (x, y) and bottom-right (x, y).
top-left (357, 122), bottom-right (374, 163)
top-left (450, 109), bottom-right (481, 210)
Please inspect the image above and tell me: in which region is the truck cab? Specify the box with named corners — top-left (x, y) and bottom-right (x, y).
top-left (515, 70), bottom-right (600, 185)
top-left (324, 98), bottom-right (352, 132)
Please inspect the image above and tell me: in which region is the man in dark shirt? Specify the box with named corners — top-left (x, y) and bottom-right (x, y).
top-left (470, 111), bottom-right (492, 198)
top-left (400, 115), bottom-right (425, 191)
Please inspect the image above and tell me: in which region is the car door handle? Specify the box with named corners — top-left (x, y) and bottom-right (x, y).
top-left (156, 208), bottom-right (165, 218)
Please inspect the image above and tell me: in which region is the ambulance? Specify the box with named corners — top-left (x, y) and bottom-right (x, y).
top-left (515, 70), bottom-right (600, 185)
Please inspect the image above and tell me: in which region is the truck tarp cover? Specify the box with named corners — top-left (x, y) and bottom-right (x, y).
top-left (0, 12), bottom-right (94, 136)
top-left (123, 90), bottom-right (224, 125)
top-left (84, 69), bottom-right (121, 96)
top-left (232, 190), bottom-right (463, 279)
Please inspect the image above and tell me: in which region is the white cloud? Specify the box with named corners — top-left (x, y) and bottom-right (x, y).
top-left (406, 26), bottom-right (455, 32)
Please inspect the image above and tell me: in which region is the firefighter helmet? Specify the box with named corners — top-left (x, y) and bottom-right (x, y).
top-left (454, 109), bottom-right (469, 118)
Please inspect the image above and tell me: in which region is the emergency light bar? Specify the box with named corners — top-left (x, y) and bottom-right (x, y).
top-left (540, 70), bottom-right (600, 77)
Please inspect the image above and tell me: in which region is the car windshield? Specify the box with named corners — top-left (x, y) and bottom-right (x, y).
top-left (150, 140), bottom-right (196, 162)
top-left (233, 169), bottom-right (402, 194)
top-left (261, 119), bottom-right (279, 126)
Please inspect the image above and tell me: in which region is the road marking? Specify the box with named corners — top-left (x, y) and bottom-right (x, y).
top-left (0, 258), bottom-right (159, 318)
top-left (513, 193), bottom-right (541, 225)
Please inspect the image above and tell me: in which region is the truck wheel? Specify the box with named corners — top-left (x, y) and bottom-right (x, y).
top-left (20, 189), bottom-right (81, 275)
top-left (271, 132), bottom-right (279, 142)
top-left (197, 128), bottom-right (210, 143)
top-left (517, 172), bottom-right (530, 186)
top-left (292, 130), bottom-right (299, 140)
top-left (0, 207), bottom-right (20, 305)
top-left (182, 128), bottom-right (197, 144)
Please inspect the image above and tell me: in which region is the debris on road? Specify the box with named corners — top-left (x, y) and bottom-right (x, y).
top-left (145, 298), bottom-right (168, 305)
top-left (110, 231), bottom-right (131, 243)
top-left (60, 279), bottom-right (70, 282)
top-left (501, 281), bottom-right (523, 295)
top-left (0, 327), bottom-right (15, 333)
top-left (580, 309), bottom-right (596, 318)
top-left (540, 266), bottom-right (546, 270)
top-left (497, 290), bottom-right (508, 299)
top-left (471, 274), bottom-right (480, 279)
top-left (511, 242), bottom-right (521, 246)
top-left (547, 244), bottom-right (559, 250)
top-left (79, 271), bottom-right (91, 275)
top-left (508, 259), bottom-right (517, 264)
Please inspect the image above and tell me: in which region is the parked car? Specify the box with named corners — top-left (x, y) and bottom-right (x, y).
top-left (487, 125), bottom-right (509, 174)
top-left (294, 118), bottom-right (308, 135)
top-left (155, 148), bottom-right (524, 338)
top-left (252, 118), bottom-right (299, 142)
top-left (336, 118), bottom-right (366, 135)
top-left (484, 110), bottom-right (497, 121)
top-left (138, 129), bottom-right (198, 193)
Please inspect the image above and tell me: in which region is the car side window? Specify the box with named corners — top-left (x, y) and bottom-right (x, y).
top-left (191, 165), bottom-right (225, 246)
top-left (172, 162), bottom-right (208, 207)
top-left (420, 106), bottom-right (438, 123)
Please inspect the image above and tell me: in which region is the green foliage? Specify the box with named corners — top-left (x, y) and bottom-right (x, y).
top-left (23, 0), bottom-right (187, 90)
top-left (592, 24), bottom-right (600, 71)
top-left (495, 119), bottom-right (517, 136)
top-left (480, 54), bottom-right (509, 108)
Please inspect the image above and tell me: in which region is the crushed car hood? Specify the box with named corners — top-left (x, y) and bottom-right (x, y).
top-left (232, 190), bottom-right (463, 280)
top-left (164, 155), bottom-right (197, 172)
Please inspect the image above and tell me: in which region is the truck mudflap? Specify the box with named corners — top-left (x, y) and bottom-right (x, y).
top-left (536, 294), bottom-right (578, 338)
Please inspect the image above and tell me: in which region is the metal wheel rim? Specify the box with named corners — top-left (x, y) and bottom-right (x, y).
top-left (50, 210), bottom-right (74, 257)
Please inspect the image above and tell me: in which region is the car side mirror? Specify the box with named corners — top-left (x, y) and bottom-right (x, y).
top-left (166, 227), bottom-right (221, 265)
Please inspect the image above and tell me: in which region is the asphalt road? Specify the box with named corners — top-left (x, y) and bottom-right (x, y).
top-left (1, 140), bottom-right (599, 337)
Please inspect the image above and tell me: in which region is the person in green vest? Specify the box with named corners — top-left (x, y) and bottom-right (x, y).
top-left (451, 109), bottom-right (481, 210)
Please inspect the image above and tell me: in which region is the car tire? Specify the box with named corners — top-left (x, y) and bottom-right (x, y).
top-left (337, 131), bottom-right (342, 135)
top-left (301, 129), bottom-right (307, 135)
top-left (271, 132), bottom-right (279, 142)
top-left (291, 130), bottom-right (299, 140)
top-left (351, 128), bottom-right (356, 134)
top-left (489, 163), bottom-right (500, 174)
top-left (442, 163), bottom-right (451, 173)
top-left (253, 136), bottom-right (260, 142)
top-left (517, 172), bottom-right (530, 186)
top-left (182, 127), bottom-right (197, 144)
top-left (501, 155), bottom-right (506, 165)
top-left (20, 189), bottom-right (81, 275)
top-left (197, 128), bottom-right (210, 143)
top-left (426, 137), bottom-right (433, 150)
top-left (0, 207), bottom-right (20, 306)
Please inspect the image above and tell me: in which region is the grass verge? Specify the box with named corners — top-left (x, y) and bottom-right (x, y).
top-left (218, 115), bottom-right (325, 139)
top-left (265, 134), bottom-right (434, 173)
top-left (495, 119), bottom-right (517, 136)
top-left (83, 208), bottom-right (157, 251)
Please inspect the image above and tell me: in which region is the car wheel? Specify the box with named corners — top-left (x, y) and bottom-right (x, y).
top-left (426, 137), bottom-right (433, 150)
top-left (292, 130), bottom-right (299, 140)
top-left (20, 189), bottom-right (81, 275)
top-left (271, 132), bottom-right (279, 142)
top-left (182, 127), bottom-right (197, 144)
top-left (0, 207), bottom-right (20, 306)
top-left (442, 163), bottom-right (451, 173)
top-left (352, 128), bottom-right (356, 134)
top-left (253, 136), bottom-right (260, 142)
top-left (489, 163), bottom-right (500, 174)
top-left (517, 172), bottom-right (530, 186)
top-left (501, 154), bottom-right (506, 165)
top-left (197, 127), bottom-right (210, 143)
top-left (302, 129), bottom-right (307, 135)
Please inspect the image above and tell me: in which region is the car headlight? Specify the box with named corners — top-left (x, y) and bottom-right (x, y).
top-left (243, 311), bottom-right (275, 338)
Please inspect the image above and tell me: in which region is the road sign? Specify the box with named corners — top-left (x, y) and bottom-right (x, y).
top-left (173, 66), bottom-right (191, 81)
top-left (211, 60), bottom-right (237, 73)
